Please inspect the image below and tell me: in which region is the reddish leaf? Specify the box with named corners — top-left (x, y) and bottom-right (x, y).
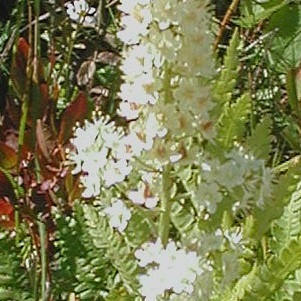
top-left (0, 198), bottom-right (14, 229)
top-left (0, 199), bottom-right (14, 215)
top-left (58, 92), bottom-right (89, 144)
top-left (15, 38), bottom-right (29, 72)
top-left (0, 215), bottom-right (15, 229)
top-left (0, 141), bottom-right (18, 169)
top-left (10, 38), bottom-right (30, 94)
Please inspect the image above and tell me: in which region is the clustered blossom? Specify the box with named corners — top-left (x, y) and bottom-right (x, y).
top-left (194, 147), bottom-right (274, 215)
top-left (103, 199), bottom-right (131, 233)
top-left (135, 239), bottom-right (202, 300)
top-left (117, 0), bottom-right (216, 167)
top-left (68, 115), bottom-right (133, 197)
top-left (66, 0), bottom-right (96, 25)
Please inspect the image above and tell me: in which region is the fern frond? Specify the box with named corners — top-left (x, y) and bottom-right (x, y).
top-left (126, 206), bottom-right (155, 248)
top-left (271, 181), bottom-right (301, 251)
top-left (0, 232), bottom-right (34, 301)
top-left (213, 28), bottom-right (240, 108)
top-left (245, 116), bottom-right (273, 160)
top-left (221, 237), bottom-right (301, 301)
top-left (81, 203), bottom-right (140, 294)
top-left (272, 268), bottom-right (301, 301)
top-left (52, 211), bottom-right (85, 295)
top-left (251, 164), bottom-right (301, 240)
top-left (53, 206), bottom-right (114, 300)
top-left (244, 237), bottom-right (301, 300)
top-left (217, 93), bottom-right (251, 148)
top-left (171, 198), bottom-right (196, 238)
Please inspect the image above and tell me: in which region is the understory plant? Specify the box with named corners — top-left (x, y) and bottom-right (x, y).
top-left (1, 0), bottom-right (301, 300)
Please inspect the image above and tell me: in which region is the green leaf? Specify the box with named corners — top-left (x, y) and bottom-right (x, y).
top-left (213, 28), bottom-right (240, 109)
top-left (58, 92), bottom-right (90, 144)
top-left (264, 3), bottom-right (301, 71)
top-left (237, 0), bottom-right (288, 28)
top-left (272, 180), bottom-right (301, 250)
top-left (245, 116), bottom-right (272, 160)
top-left (217, 93), bottom-right (251, 148)
top-left (0, 142), bottom-right (17, 170)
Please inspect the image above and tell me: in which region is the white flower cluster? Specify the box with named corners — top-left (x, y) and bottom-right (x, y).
top-left (135, 239), bottom-right (202, 301)
top-left (104, 199), bottom-right (131, 233)
top-left (117, 0), bottom-right (216, 166)
top-left (68, 115), bottom-right (133, 197)
top-left (66, 0), bottom-right (96, 25)
top-left (194, 148), bottom-right (273, 215)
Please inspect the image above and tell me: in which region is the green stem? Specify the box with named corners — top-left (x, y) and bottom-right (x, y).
top-left (38, 221), bottom-right (47, 301)
top-left (159, 164), bottom-right (172, 247)
top-left (18, 100), bottom-right (29, 153)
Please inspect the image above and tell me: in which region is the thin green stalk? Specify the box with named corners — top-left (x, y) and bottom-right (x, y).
top-left (159, 164), bottom-right (172, 247)
top-left (38, 221), bottom-right (47, 301)
top-left (15, 0), bottom-right (26, 39)
top-left (18, 1), bottom-right (33, 161)
top-left (18, 100), bottom-right (29, 152)
top-left (14, 209), bottom-right (20, 245)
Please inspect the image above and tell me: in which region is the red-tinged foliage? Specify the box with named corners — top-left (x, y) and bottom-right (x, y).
top-left (0, 34), bottom-right (90, 266)
top-left (15, 37), bottom-right (29, 72)
top-left (58, 91), bottom-right (90, 145)
top-left (0, 141), bottom-right (18, 170)
top-left (0, 198), bottom-right (14, 229)
top-left (10, 37), bottom-right (30, 94)
top-left (0, 198), bottom-right (13, 215)
top-left (10, 38), bottom-right (50, 122)
top-left (0, 170), bottom-right (15, 229)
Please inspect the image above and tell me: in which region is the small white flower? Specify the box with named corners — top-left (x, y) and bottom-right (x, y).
top-left (80, 173), bottom-right (101, 198)
top-left (103, 160), bottom-right (132, 187)
top-left (66, 0), bottom-right (96, 24)
top-left (224, 229), bottom-right (243, 246)
top-left (68, 115), bottom-right (134, 197)
top-left (135, 239), bottom-right (202, 300)
top-left (118, 14), bottom-right (149, 44)
top-left (118, 101), bottom-right (140, 120)
top-left (128, 184), bottom-right (159, 208)
top-left (104, 199), bottom-right (131, 233)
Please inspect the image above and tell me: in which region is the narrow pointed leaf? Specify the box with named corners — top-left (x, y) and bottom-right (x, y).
top-left (0, 141), bottom-right (17, 169)
top-left (58, 92), bottom-right (89, 144)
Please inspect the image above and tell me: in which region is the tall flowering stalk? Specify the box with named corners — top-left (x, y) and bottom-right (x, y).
top-left (116, 0), bottom-right (216, 299)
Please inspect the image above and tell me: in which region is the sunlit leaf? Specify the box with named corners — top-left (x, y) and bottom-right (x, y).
top-left (0, 141), bottom-right (17, 169)
top-left (58, 91), bottom-right (90, 144)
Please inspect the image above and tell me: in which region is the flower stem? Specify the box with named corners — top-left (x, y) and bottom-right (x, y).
top-left (159, 164), bottom-right (172, 247)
